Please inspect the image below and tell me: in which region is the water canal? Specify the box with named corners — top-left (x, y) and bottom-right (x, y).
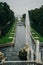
top-left (0, 22), bottom-right (26, 61)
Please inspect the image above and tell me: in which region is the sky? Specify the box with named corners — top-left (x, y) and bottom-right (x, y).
top-left (0, 0), bottom-right (43, 15)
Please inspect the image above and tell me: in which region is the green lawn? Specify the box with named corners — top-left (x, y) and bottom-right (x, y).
top-left (0, 21), bottom-right (17, 44)
top-left (31, 28), bottom-right (43, 42)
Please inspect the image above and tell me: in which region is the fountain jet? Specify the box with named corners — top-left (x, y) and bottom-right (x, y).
top-left (26, 11), bottom-right (34, 61)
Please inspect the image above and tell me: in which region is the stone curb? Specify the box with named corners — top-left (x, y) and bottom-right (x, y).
top-left (0, 35), bottom-right (16, 48)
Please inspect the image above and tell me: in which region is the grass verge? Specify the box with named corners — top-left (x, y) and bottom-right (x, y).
top-left (31, 28), bottom-right (43, 42)
top-left (0, 21), bottom-right (17, 44)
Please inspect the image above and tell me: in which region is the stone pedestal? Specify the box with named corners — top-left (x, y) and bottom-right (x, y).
top-left (27, 51), bottom-right (30, 60)
top-left (36, 40), bottom-right (41, 62)
top-left (31, 50), bottom-right (34, 61)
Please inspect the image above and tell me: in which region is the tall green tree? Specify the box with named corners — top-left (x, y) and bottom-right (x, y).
top-left (0, 2), bottom-right (15, 36)
top-left (21, 13), bottom-right (26, 22)
top-left (29, 5), bottom-right (43, 36)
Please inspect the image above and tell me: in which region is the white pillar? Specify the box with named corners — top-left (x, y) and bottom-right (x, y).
top-left (36, 40), bottom-right (41, 62)
top-left (27, 51), bottom-right (30, 60)
top-left (31, 50), bottom-right (33, 61)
